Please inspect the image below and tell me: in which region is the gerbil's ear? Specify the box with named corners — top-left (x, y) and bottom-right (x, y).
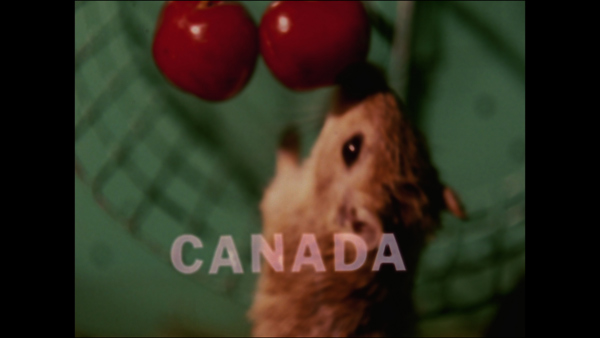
top-left (339, 206), bottom-right (383, 251)
top-left (276, 126), bottom-right (300, 175)
top-left (443, 187), bottom-right (467, 219)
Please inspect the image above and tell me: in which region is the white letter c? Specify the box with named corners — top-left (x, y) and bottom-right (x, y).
top-left (171, 234), bottom-right (203, 274)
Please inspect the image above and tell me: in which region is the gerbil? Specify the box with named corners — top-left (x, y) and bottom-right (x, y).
top-left (248, 63), bottom-right (465, 337)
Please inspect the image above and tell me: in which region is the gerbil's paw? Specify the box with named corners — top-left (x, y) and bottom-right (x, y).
top-left (276, 126), bottom-right (300, 174)
top-left (444, 187), bottom-right (467, 220)
top-left (336, 193), bottom-right (383, 251)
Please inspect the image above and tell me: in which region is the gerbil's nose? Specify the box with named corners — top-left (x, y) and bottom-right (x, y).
top-left (337, 62), bottom-right (388, 96)
top-left (332, 62), bottom-right (389, 115)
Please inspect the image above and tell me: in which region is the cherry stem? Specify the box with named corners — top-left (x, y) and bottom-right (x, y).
top-left (196, 0), bottom-right (223, 9)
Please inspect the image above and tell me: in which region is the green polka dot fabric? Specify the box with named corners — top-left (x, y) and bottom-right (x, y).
top-left (75, 1), bottom-right (524, 336)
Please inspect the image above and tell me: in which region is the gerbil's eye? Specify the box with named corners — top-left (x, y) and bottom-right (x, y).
top-left (342, 134), bottom-right (363, 168)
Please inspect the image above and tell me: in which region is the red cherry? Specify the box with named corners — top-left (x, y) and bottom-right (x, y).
top-left (259, 1), bottom-right (371, 91)
top-left (152, 1), bottom-right (259, 101)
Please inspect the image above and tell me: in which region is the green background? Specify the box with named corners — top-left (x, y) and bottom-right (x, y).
top-left (75, 1), bottom-right (525, 336)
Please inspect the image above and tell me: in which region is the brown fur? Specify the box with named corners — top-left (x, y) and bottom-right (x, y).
top-left (249, 66), bottom-right (462, 337)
